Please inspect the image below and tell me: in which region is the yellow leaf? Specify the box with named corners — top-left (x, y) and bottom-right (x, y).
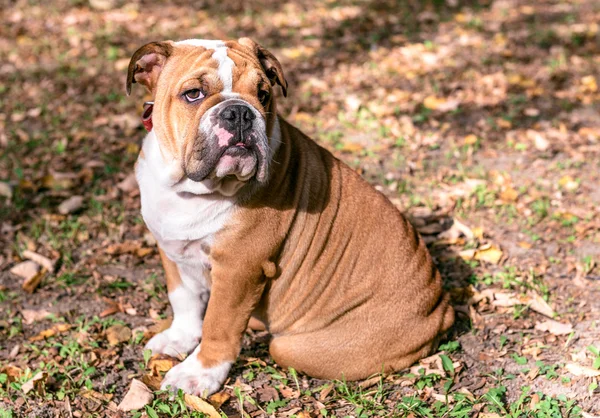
top-left (464, 134), bottom-right (478, 145)
top-left (558, 176), bottom-right (578, 191)
top-left (184, 394), bottom-right (222, 418)
top-left (148, 354), bottom-right (179, 375)
top-left (208, 391), bottom-right (231, 409)
top-left (474, 245), bottom-right (503, 264)
top-left (127, 143), bottom-right (140, 155)
top-left (340, 142), bottom-right (363, 153)
top-left (500, 187), bottom-right (519, 203)
top-left (581, 75), bottom-right (598, 93)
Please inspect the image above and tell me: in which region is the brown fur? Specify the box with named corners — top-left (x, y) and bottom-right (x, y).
top-left (128, 38), bottom-right (454, 381)
top-left (199, 117), bottom-right (454, 377)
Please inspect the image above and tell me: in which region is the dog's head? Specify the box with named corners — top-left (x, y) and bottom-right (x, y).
top-left (126, 38), bottom-right (287, 195)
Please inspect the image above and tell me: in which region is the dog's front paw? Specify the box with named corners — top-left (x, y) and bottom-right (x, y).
top-left (160, 352), bottom-right (231, 397)
top-left (145, 327), bottom-right (201, 358)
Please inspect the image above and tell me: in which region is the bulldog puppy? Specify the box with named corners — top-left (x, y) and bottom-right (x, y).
top-left (126, 38), bottom-right (454, 396)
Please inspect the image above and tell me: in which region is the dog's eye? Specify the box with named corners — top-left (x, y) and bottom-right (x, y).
top-left (183, 89), bottom-right (204, 103)
top-left (258, 90), bottom-right (270, 106)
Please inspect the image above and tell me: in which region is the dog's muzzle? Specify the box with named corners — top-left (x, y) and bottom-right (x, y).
top-left (186, 100), bottom-right (270, 184)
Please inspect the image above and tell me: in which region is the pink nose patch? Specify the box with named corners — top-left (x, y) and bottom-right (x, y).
top-left (214, 126), bottom-right (233, 147)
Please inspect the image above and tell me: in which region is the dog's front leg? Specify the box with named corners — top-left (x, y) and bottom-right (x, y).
top-left (145, 247), bottom-right (208, 358)
top-left (160, 257), bottom-right (267, 396)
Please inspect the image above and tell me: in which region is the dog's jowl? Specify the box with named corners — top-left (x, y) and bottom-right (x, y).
top-left (126, 38), bottom-right (454, 396)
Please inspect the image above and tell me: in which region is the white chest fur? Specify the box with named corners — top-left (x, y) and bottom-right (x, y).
top-left (135, 132), bottom-right (235, 291)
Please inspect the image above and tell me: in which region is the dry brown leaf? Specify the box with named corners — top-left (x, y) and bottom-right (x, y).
top-left (58, 195), bottom-right (84, 214)
top-left (22, 268), bottom-right (46, 293)
top-left (565, 363), bottom-right (600, 377)
top-left (100, 299), bottom-right (121, 318)
top-left (535, 320), bottom-right (573, 336)
top-left (527, 293), bottom-right (555, 318)
top-left (22, 250), bottom-right (55, 273)
top-left (117, 379), bottom-right (153, 411)
top-left (140, 373), bottom-right (163, 391)
top-left (500, 187), bottom-right (519, 203)
top-left (116, 172), bottom-right (138, 193)
top-left (21, 309), bottom-right (52, 325)
top-left (358, 375), bottom-right (381, 389)
top-left (22, 371), bottom-right (48, 395)
top-left (81, 389), bottom-right (113, 403)
top-left (184, 394), bottom-right (221, 418)
top-left (148, 354), bottom-right (179, 375)
top-left (105, 324), bottom-right (132, 346)
top-left (29, 323), bottom-right (71, 341)
top-left (1, 365), bottom-right (23, 382)
top-left (319, 384), bottom-right (333, 401)
top-left (10, 261), bottom-right (39, 280)
top-left (423, 95), bottom-right (460, 112)
top-left (208, 391), bottom-right (231, 409)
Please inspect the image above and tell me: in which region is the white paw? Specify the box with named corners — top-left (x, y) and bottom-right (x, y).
top-left (145, 327), bottom-right (201, 358)
top-left (160, 351), bottom-right (231, 397)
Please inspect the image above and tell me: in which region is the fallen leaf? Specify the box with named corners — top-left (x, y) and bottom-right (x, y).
top-left (423, 95), bottom-right (460, 112)
top-left (319, 384), bottom-right (333, 401)
top-left (565, 363), bottom-right (600, 377)
top-left (22, 269), bottom-right (47, 293)
top-left (117, 379), bottom-right (153, 411)
top-left (0, 182), bottom-right (12, 199)
top-left (358, 375), bottom-right (382, 389)
top-left (500, 187), bottom-right (519, 203)
top-left (29, 323), bottom-right (71, 341)
top-left (184, 394), bottom-right (221, 418)
top-left (464, 134), bottom-right (478, 145)
top-left (117, 172), bottom-right (138, 193)
top-left (81, 389), bottom-right (114, 403)
top-left (462, 245), bottom-right (503, 264)
top-left (22, 371), bottom-right (48, 395)
top-left (527, 129), bottom-right (550, 151)
top-left (22, 250), bottom-right (55, 273)
top-left (58, 195), bottom-right (84, 214)
top-left (581, 75), bottom-right (598, 93)
top-left (100, 299), bottom-right (121, 317)
top-left (1, 365), bottom-right (23, 382)
top-left (21, 309), bottom-right (52, 325)
top-left (208, 391), bottom-right (231, 409)
top-left (10, 261), bottom-right (40, 280)
top-left (140, 373), bottom-right (162, 391)
top-left (535, 320), bottom-right (573, 336)
top-left (558, 176), bottom-right (579, 192)
top-left (527, 292), bottom-right (555, 318)
top-left (148, 354), bottom-right (179, 375)
top-left (105, 324), bottom-right (132, 346)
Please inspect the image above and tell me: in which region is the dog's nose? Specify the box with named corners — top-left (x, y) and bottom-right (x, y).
top-left (219, 105), bottom-right (255, 132)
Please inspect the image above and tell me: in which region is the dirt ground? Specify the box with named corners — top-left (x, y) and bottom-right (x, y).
top-left (1, 0), bottom-right (600, 417)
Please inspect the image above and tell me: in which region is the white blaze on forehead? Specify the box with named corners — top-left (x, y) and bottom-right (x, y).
top-left (176, 39), bottom-right (234, 92)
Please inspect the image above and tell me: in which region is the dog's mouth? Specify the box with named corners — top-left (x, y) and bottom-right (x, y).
top-left (182, 99), bottom-right (271, 188)
top-left (212, 144), bottom-right (259, 181)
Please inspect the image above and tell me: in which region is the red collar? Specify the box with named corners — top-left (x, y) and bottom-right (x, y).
top-left (142, 101), bottom-right (154, 131)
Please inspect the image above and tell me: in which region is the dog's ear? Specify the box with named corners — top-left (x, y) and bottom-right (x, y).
top-left (238, 37), bottom-right (288, 97)
top-left (126, 41), bottom-right (173, 96)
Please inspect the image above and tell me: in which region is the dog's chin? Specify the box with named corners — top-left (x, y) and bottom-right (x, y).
top-left (212, 147), bottom-right (258, 182)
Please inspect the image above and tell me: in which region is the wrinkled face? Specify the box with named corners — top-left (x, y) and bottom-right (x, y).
top-left (127, 38), bottom-right (287, 195)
